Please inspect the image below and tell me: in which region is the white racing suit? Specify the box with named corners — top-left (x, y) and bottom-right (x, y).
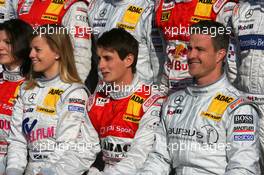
top-left (6, 76), bottom-right (100, 175)
top-left (138, 74), bottom-right (261, 174)
top-left (88, 0), bottom-right (164, 84)
top-left (226, 1), bottom-right (264, 171)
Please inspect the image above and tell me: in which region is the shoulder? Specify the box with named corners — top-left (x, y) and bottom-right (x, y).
top-left (61, 83), bottom-right (89, 100)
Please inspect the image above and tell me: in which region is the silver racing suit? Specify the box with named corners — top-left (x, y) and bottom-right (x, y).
top-left (138, 74), bottom-right (261, 175)
top-left (6, 76), bottom-right (100, 175)
top-left (226, 1), bottom-right (264, 171)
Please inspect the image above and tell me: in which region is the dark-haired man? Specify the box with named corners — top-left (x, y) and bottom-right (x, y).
top-left (87, 28), bottom-right (165, 175)
top-left (138, 20), bottom-right (261, 175)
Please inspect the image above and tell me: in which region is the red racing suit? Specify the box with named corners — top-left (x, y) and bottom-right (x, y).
top-left (156, 0), bottom-right (237, 94)
top-left (87, 75), bottom-right (164, 175)
top-left (13, 0), bottom-right (92, 82)
top-left (0, 68), bottom-right (24, 174)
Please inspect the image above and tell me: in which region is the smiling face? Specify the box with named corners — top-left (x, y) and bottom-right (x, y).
top-left (0, 30), bottom-right (22, 70)
top-left (97, 47), bottom-right (134, 86)
top-left (30, 36), bottom-right (60, 79)
top-left (187, 34), bottom-right (225, 86)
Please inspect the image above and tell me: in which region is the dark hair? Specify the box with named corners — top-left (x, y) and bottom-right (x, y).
top-left (0, 19), bottom-right (33, 77)
top-left (190, 20), bottom-right (230, 52)
top-left (96, 28), bottom-right (139, 73)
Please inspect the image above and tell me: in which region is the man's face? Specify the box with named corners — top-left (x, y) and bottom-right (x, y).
top-left (187, 34), bottom-right (223, 84)
top-left (97, 47), bottom-right (133, 85)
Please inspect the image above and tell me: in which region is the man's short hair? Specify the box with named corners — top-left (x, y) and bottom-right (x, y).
top-left (190, 20), bottom-right (230, 52)
top-left (96, 28), bottom-right (139, 73)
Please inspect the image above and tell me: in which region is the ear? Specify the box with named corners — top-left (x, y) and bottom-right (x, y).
top-left (216, 49), bottom-right (226, 63)
top-left (124, 53), bottom-right (134, 68)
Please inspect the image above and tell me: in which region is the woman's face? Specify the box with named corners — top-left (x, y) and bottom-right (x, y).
top-left (30, 36), bottom-right (60, 79)
top-left (0, 30), bottom-right (21, 70)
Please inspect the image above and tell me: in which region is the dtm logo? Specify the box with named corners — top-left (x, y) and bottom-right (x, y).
top-left (234, 134), bottom-right (254, 141)
top-left (22, 118), bottom-right (37, 135)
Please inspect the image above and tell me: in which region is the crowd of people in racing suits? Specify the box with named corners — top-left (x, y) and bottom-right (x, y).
top-left (0, 0), bottom-right (263, 174)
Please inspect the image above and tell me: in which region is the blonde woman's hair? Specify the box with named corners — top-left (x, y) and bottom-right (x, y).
top-left (25, 24), bottom-right (82, 89)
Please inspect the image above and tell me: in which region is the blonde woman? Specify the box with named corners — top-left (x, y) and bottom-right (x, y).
top-left (6, 24), bottom-right (100, 175)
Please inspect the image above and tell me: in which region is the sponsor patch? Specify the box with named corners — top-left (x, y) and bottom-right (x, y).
top-left (117, 5), bottom-right (144, 31)
top-left (0, 0), bottom-right (5, 6)
top-left (41, 14), bottom-right (58, 22)
top-left (76, 15), bottom-right (88, 23)
top-left (239, 35), bottom-right (264, 51)
top-left (234, 115), bottom-right (253, 124)
top-left (69, 98), bottom-right (85, 105)
top-left (238, 24), bottom-right (253, 31)
top-left (125, 95), bottom-right (145, 116)
top-left (123, 114), bottom-right (140, 123)
top-left (161, 11), bottom-right (171, 21)
top-left (233, 126), bottom-right (254, 132)
top-left (43, 88), bottom-right (64, 109)
top-left (96, 97), bottom-right (109, 106)
top-left (234, 134), bottom-right (254, 141)
top-left (36, 106), bottom-right (56, 115)
top-left (68, 105), bottom-right (84, 113)
top-left (194, 0), bottom-right (215, 17)
top-left (201, 93), bottom-right (234, 121)
top-left (24, 108), bottom-right (34, 113)
top-left (45, 0), bottom-right (64, 15)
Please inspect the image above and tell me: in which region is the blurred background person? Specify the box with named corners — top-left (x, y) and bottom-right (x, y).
top-left (226, 0), bottom-right (264, 172)
top-left (0, 0), bottom-right (16, 72)
top-left (6, 24), bottom-right (100, 175)
top-left (0, 19), bottom-right (32, 175)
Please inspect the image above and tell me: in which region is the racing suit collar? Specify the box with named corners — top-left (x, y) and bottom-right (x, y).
top-left (2, 66), bottom-right (24, 82)
top-left (186, 74), bottom-right (227, 96)
top-left (36, 74), bottom-right (61, 88)
top-left (103, 73), bottom-right (142, 99)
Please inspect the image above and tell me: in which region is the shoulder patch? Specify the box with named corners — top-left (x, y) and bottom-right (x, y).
top-left (143, 93), bottom-right (163, 111)
top-left (227, 97), bottom-right (250, 113)
top-left (213, 0), bottom-right (228, 13)
top-left (201, 93), bottom-right (235, 121)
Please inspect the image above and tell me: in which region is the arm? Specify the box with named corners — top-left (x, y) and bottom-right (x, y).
top-left (62, 2), bottom-right (92, 82)
top-left (137, 98), bottom-right (171, 175)
top-left (102, 98), bottom-right (165, 175)
top-left (40, 88), bottom-right (100, 175)
top-left (6, 89), bottom-right (28, 175)
top-left (225, 104), bottom-right (260, 174)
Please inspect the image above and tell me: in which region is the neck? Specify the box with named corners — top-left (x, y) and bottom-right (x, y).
top-left (196, 70), bottom-right (223, 86)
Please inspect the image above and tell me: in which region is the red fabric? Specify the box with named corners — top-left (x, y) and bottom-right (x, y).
top-left (17, 0), bottom-right (78, 26)
top-left (89, 85), bottom-right (151, 139)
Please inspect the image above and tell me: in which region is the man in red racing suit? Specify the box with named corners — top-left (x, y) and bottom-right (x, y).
top-left (87, 28), bottom-right (164, 175)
